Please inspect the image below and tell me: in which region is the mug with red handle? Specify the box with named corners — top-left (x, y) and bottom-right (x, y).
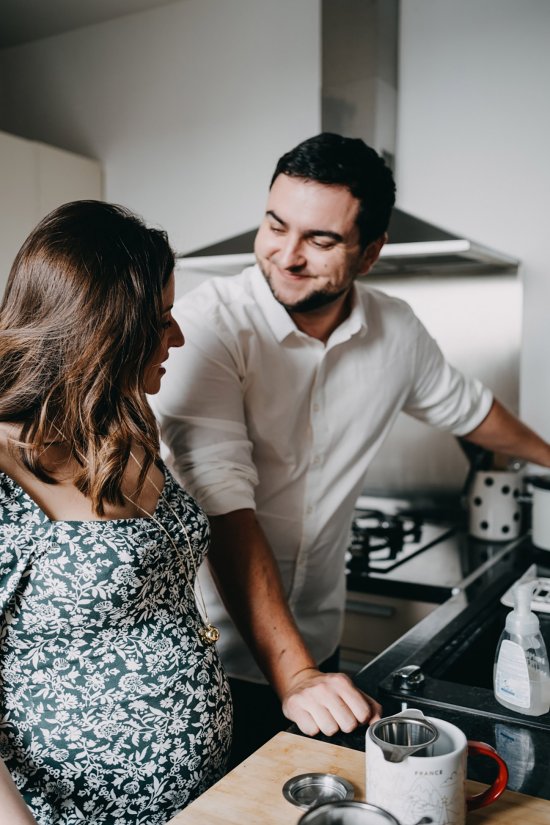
top-left (365, 710), bottom-right (508, 825)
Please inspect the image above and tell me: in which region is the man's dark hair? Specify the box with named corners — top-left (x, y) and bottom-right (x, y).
top-left (271, 132), bottom-right (396, 249)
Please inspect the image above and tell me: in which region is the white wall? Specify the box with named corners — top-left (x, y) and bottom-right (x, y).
top-left (0, 0), bottom-right (321, 255)
top-left (0, 130), bottom-right (102, 293)
top-left (397, 0), bottom-right (550, 441)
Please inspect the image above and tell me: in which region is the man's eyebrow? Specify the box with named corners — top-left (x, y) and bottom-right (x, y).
top-left (305, 229), bottom-right (343, 243)
top-left (266, 209), bottom-right (286, 226)
top-left (266, 210), bottom-right (343, 243)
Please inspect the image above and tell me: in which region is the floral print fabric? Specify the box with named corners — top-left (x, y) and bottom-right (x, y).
top-left (0, 468), bottom-right (232, 824)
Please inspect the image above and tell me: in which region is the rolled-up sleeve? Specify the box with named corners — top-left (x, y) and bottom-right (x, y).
top-left (404, 316), bottom-right (493, 436)
top-left (153, 301), bottom-right (258, 515)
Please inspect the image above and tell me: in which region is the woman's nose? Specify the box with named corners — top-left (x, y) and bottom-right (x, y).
top-left (171, 320), bottom-right (185, 348)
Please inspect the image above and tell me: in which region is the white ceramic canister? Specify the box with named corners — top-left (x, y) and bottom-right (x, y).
top-left (467, 470), bottom-right (522, 541)
top-left (365, 711), bottom-right (508, 825)
top-left (529, 474), bottom-right (550, 551)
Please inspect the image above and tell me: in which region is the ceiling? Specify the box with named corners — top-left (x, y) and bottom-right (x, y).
top-left (0, 0), bottom-right (179, 48)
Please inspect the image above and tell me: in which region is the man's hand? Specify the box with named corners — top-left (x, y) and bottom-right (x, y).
top-left (281, 666), bottom-right (382, 737)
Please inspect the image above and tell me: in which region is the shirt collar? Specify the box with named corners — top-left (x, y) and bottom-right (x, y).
top-left (249, 265), bottom-right (301, 343)
top-left (249, 265), bottom-right (369, 344)
top-left (326, 283), bottom-right (369, 346)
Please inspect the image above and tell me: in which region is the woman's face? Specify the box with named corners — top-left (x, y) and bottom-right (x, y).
top-left (143, 272), bottom-right (184, 395)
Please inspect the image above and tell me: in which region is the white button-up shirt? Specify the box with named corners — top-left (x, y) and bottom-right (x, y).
top-left (154, 266), bottom-right (493, 682)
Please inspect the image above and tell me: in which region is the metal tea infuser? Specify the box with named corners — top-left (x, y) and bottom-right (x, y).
top-left (368, 713), bottom-right (439, 763)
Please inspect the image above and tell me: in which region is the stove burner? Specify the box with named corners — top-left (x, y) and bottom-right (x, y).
top-left (352, 509), bottom-right (423, 557)
top-left (348, 509), bottom-right (424, 573)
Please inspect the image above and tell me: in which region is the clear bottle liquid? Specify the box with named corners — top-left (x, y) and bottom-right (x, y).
top-left (493, 582), bottom-right (550, 716)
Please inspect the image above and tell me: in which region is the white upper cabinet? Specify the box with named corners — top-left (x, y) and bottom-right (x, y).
top-left (0, 130), bottom-right (102, 295)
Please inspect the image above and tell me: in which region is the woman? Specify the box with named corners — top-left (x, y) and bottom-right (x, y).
top-left (0, 201), bottom-right (232, 824)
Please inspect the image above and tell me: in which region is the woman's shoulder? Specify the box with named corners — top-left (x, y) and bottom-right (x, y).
top-left (161, 465), bottom-right (208, 520)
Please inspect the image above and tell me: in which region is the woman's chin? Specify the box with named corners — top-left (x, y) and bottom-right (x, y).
top-left (144, 368), bottom-right (165, 396)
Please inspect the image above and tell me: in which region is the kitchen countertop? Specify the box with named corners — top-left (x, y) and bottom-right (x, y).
top-left (168, 731), bottom-right (550, 824)
top-left (318, 533), bottom-right (550, 800)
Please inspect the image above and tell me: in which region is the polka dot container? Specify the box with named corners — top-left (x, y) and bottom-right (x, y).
top-left (468, 470), bottom-right (523, 541)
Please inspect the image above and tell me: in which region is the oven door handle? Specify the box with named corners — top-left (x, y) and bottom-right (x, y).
top-left (345, 599), bottom-right (395, 618)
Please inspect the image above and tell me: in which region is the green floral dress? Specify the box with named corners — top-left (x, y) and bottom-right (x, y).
top-left (0, 468), bottom-right (232, 825)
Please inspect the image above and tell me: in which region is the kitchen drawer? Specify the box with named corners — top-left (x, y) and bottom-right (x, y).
top-left (341, 591), bottom-right (436, 665)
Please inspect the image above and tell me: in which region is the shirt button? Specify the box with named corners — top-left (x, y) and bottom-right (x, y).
top-left (306, 505), bottom-right (313, 515)
top-left (312, 403), bottom-right (320, 412)
top-left (312, 455), bottom-right (321, 465)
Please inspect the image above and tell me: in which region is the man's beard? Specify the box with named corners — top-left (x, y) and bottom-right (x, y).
top-left (260, 265), bottom-right (350, 313)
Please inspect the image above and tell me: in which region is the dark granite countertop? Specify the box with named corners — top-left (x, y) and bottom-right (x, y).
top-left (304, 533), bottom-right (550, 800)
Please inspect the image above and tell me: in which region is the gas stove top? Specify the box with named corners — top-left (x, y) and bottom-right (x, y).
top-left (345, 494), bottom-right (497, 601)
top-left (349, 508), bottom-right (452, 573)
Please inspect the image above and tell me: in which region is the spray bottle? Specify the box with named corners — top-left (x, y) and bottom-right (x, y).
top-left (493, 580), bottom-right (550, 715)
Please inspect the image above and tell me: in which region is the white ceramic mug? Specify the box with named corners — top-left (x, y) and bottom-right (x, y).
top-left (365, 710), bottom-right (508, 825)
top-left (467, 470), bottom-right (522, 541)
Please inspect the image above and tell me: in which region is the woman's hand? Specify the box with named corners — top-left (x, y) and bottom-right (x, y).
top-left (281, 666), bottom-right (382, 737)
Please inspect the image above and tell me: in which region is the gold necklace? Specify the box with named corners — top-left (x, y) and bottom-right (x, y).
top-left (125, 451), bottom-right (220, 645)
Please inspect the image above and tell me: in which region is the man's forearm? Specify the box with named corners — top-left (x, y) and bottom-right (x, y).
top-left (207, 509), bottom-right (316, 697)
top-left (206, 508), bottom-right (381, 736)
top-left (464, 399), bottom-right (550, 467)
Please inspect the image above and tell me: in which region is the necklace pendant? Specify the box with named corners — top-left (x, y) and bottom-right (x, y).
top-left (200, 623), bottom-right (220, 645)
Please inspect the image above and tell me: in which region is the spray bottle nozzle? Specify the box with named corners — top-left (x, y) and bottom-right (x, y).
top-left (507, 579), bottom-right (539, 635)
top-left (515, 581), bottom-right (535, 614)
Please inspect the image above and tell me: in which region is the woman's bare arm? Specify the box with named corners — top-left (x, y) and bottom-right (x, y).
top-left (0, 759), bottom-right (37, 825)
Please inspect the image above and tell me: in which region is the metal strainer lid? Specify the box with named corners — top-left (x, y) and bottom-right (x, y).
top-left (282, 773), bottom-right (354, 810)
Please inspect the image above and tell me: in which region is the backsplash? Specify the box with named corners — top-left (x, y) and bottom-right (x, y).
top-left (362, 274), bottom-right (520, 493)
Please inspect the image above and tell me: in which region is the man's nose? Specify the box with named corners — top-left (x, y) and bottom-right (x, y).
top-left (277, 235), bottom-right (306, 269)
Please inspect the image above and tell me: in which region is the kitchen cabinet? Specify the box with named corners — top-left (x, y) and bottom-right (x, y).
top-left (0, 130), bottom-right (102, 295)
top-left (341, 591), bottom-right (436, 672)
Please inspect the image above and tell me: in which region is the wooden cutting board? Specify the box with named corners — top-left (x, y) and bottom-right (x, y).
top-left (168, 731), bottom-right (550, 825)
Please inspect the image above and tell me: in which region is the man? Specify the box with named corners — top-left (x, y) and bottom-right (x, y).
top-left (154, 133), bottom-right (550, 763)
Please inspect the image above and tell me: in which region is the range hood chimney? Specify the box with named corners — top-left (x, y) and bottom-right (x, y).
top-left (179, 0), bottom-right (518, 276)
top-left (321, 0), bottom-right (518, 275)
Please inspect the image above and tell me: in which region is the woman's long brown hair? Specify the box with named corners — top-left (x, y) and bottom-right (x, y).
top-left (0, 200), bottom-right (175, 514)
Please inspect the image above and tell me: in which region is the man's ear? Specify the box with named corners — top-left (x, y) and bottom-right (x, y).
top-left (359, 232), bottom-right (388, 275)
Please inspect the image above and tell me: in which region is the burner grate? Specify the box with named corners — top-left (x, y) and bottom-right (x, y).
top-left (349, 509), bottom-right (424, 567)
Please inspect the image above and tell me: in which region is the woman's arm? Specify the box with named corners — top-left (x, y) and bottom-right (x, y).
top-left (0, 759), bottom-right (38, 825)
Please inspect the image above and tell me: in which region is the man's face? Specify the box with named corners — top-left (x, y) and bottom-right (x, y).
top-left (254, 174), bottom-right (382, 313)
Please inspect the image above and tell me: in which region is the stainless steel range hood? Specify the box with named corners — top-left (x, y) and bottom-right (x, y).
top-left (373, 207), bottom-right (518, 274)
top-left (178, 207), bottom-right (518, 277)
top-left (178, 0), bottom-right (518, 277)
